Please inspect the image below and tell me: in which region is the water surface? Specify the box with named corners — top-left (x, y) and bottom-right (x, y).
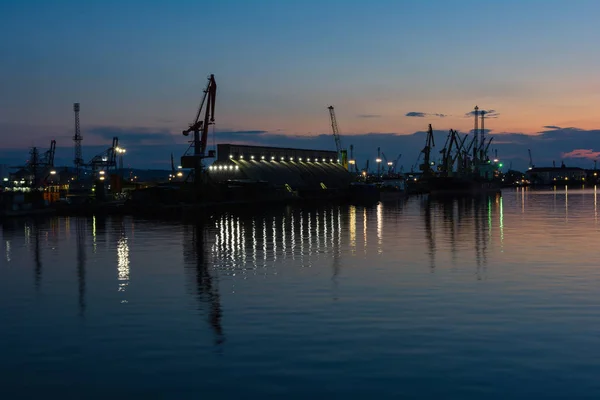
top-left (2, 187), bottom-right (600, 398)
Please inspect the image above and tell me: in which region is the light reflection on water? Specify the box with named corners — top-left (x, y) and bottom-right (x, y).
top-left (2, 189), bottom-right (600, 397)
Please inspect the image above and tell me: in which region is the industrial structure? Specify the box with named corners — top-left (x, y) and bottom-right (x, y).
top-left (208, 144), bottom-right (354, 200)
top-left (327, 106), bottom-right (348, 170)
top-left (181, 74), bottom-right (217, 183)
top-left (73, 103), bottom-right (84, 178)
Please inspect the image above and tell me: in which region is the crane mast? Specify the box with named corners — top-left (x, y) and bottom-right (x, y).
top-left (327, 105), bottom-right (348, 170)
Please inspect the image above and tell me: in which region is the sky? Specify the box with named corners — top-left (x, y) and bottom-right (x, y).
top-left (1, 0), bottom-right (600, 171)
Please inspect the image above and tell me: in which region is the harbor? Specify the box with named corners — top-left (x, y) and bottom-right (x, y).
top-left (0, 74), bottom-right (536, 219)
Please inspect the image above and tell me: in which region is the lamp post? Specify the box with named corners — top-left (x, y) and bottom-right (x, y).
top-left (115, 147), bottom-right (126, 178)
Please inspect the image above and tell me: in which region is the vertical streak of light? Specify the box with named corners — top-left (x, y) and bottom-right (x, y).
top-left (565, 185), bottom-right (569, 222)
top-left (323, 210), bottom-right (328, 253)
top-left (330, 208), bottom-right (335, 249)
top-left (272, 216), bottom-right (277, 262)
top-left (488, 197), bottom-right (492, 241)
top-left (308, 212), bottom-right (313, 258)
top-left (219, 217), bottom-right (225, 255)
top-left (499, 196), bottom-right (504, 249)
top-left (252, 218), bottom-right (257, 269)
top-left (377, 203), bottom-right (383, 254)
top-left (5, 241), bottom-right (11, 263)
top-left (282, 216), bottom-right (287, 257)
top-left (363, 207), bottom-right (368, 253)
top-left (315, 211), bottom-right (320, 255)
top-left (337, 207), bottom-right (342, 251)
top-left (117, 236), bottom-right (130, 295)
top-left (291, 214), bottom-right (295, 260)
top-left (350, 205), bottom-right (356, 251)
top-left (263, 218), bottom-right (267, 267)
top-left (521, 187), bottom-right (525, 213)
top-left (238, 217), bottom-right (245, 268)
top-left (92, 216), bottom-right (97, 253)
top-left (65, 217), bottom-right (70, 239)
top-left (300, 212), bottom-right (305, 264)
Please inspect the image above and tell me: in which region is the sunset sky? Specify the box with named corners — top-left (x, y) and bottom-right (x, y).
top-left (1, 0), bottom-right (600, 170)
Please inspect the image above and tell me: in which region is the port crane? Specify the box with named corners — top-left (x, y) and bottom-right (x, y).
top-left (26, 139), bottom-right (57, 188)
top-left (327, 106), bottom-right (348, 169)
top-left (419, 124), bottom-right (436, 177)
top-left (528, 149), bottom-right (534, 170)
top-left (88, 137), bottom-right (119, 175)
top-left (181, 74), bottom-right (217, 180)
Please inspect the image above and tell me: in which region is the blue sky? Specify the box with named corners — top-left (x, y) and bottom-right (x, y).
top-left (1, 0), bottom-right (600, 170)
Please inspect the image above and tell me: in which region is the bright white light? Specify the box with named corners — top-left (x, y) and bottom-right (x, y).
top-left (376, 158), bottom-right (382, 163)
top-left (307, 158), bottom-right (311, 162)
top-left (251, 155), bottom-right (255, 160)
top-left (261, 155), bottom-right (265, 160)
top-left (176, 172), bottom-right (183, 177)
top-left (322, 158), bottom-right (326, 162)
top-left (299, 157), bottom-right (303, 161)
top-left (50, 170), bottom-right (57, 175)
top-left (99, 176), bottom-right (105, 181)
top-left (99, 170), bottom-right (105, 175)
top-left (240, 155), bottom-right (244, 160)
top-left (271, 156), bottom-right (275, 160)
top-left (235, 165), bottom-right (239, 170)
top-left (290, 157), bottom-right (294, 161)
top-left (229, 154), bottom-right (233, 159)
top-left (2, 178), bottom-right (7, 182)
top-left (280, 157), bottom-right (285, 161)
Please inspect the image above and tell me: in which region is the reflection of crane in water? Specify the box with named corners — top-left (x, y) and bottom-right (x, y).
top-left (423, 198), bottom-right (436, 271)
top-left (75, 218), bottom-right (87, 316)
top-left (32, 220), bottom-right (42, 290)
top-left (184, 223), bottom-right (224, 346)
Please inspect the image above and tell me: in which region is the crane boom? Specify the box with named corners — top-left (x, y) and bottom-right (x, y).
top-left (327, 105), bottom-right (348, 169)
top-left (183, 74), bottom-right (217, 158)
top-left (328, 106), bottom-right (342, 154)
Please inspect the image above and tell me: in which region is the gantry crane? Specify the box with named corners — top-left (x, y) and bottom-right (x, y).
top-left (25, 139), bottom-right (56, 188)
top-left (327, 106), bottom-right (348, 170)
top-left (181, 74), bottom-right (217, 181)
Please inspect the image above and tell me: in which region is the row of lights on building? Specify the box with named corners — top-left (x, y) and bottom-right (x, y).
top-left (208, 165), bottom-right (240, 171)
top-left (229, 154), bottom-right (340, 163)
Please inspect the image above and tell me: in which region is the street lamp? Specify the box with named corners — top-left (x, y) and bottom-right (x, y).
top-left (115, 147), bottom-right (126, 178)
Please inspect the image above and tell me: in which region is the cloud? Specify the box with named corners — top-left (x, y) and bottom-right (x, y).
top-left (561, 149), bottom-right (600, 160)
top-left (87, 126), bottom-right (176, 145)
top-left (357, 114), bottom-right (382, 118)
top-left (543, 125), bottom-right (561, 130)
top-left (405, 112), bottom-right (447, 118)
top-left (464, 109), bottom-right (500, 118)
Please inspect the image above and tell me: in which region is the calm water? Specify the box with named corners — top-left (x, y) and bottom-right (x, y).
top-left (2, 187), bottom-right (600, 398)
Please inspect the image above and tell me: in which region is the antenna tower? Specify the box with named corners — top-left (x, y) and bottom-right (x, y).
top-left (73, 103), bottom-right (83, 177)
